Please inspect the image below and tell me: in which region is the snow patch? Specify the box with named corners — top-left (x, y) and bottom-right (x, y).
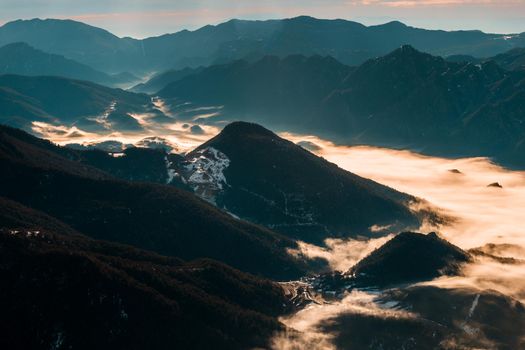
top-left (182, 147), bottom-right (230, 203)
top-left (467, 294), bottom-right (480, 319)
top-left (110, 152), bottom-right (126, 158)
top-left (165, 156), bottom-right (178, 184)
top-left (460, 293), bottom-right (480, 335)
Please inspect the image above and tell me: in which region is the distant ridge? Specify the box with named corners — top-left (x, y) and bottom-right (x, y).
top-left (0, 42), bottom-right (138, 86)
top-left (0, 16), bottom-right (523, 74)
top-left (159, 47), bottom-right (525, 168)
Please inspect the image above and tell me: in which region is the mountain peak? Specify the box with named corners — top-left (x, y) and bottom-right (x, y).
top-left (348, 231), bottom-right (471, 286)
top-left (219, 121), bottom-right (277, 138)
top-left (192, 122), bottom-right (280, 156)
top-left (370, 45), bottom-right (438, 65)
top-left (382, 20), bottom-right (408, 28)
top-left (396, 44), bottom-right (423, 55)
top-left (287, 15), bottom-right (318, 22)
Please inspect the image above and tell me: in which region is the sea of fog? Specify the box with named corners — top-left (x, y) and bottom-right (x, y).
top-left (276, 132), bottom-right (525, 349)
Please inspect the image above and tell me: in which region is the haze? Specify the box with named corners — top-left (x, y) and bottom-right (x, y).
top-left (1, 0), bottom-right (525, 38)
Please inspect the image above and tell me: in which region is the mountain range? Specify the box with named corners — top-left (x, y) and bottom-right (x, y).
top-left (1, 44), bottom-right (524, 168)
top-left (158, 46), bottom-right (525, 168)
top-left (0, 16), bottom-right (524, 75)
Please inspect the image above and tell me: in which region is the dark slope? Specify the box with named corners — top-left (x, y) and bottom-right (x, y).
top-left (0, 74), bottom-right (161, 130)
top-left (0, 199), bottom-right (290, 350)
top-left (0, 125), bottom-right (312, 279)
top-left (348, 232), bottom-right (471, 286)
top-left (78, 147), bottom-right (175, 184)
top-left (0, 42), bottom-right (135, 87)
top-left (175, 122), bottom-right (420, 243)
top-left (0, 196), bottom-right (81, 236)
top-left (1, 17), bottom-right (524, 74)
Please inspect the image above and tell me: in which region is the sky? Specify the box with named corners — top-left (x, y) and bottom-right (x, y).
top-left (1, 0), bottom-right (525, 38)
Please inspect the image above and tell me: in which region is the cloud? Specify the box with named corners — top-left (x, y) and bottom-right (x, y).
top-left (272, 290), bottom-right (416, 350)
top-left (287, 235), bottom-right (394, 272)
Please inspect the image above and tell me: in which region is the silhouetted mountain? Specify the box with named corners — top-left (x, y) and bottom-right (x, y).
top-left (1, 17), bottom-right (524, 74)
top-left (0, 198), bottom-right (291, 350)
top-left (170, 122), bottom-right (421, 243)
top-left (348, 232), bottom-right (471, 286)
top-left (161, 47), bottom-right (525, 168)
top-left (0, 124), bottom-right (315, 279)
top-left (0, 74), bottom-right (164, 130)
top-left (0, 43), bottom-right (139, 87)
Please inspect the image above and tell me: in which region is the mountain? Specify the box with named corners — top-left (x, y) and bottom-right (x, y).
top-left (0, 18), bottom-right (142, 74)
top-left (130, 66), bottom-right (204, 94)
top-left (1, 17), bottom-right (524, 75)
top-left (347, 232), bottom-right (471, 286)
top-left (326, 45), bottom-right (525, 167)
top-left (160, 47), bottom-right (525, 168)
top-left (0, 124), bottom-right (315, 279)
top-left (169, 122), bottom-right (421, 243)
top-left (158, 55), bottom-right (353, 126)
top-left (0, 198), bottom-right (291, 350)
top-left (0, 43), bottom-right (139, 87)
top-left (0, 74), bottom-right (165, 131)
top-left (311, 231), bottom-right (470, 292)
